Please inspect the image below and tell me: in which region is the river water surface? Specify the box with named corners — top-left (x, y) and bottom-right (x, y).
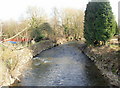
top-left (15, 43), bottom-right (109, 86)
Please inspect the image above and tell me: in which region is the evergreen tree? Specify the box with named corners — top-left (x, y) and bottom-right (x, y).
top-left (84, 0), bottom-right (116, 46)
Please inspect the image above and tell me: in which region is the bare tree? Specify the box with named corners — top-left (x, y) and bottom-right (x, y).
top-left (26, 6), bottom-right (48, 28)
top-left (50, 8), bottom-right (65, 41)
top-left (2, 19), bottom-right (18, 38)
top-left (61, 8), bottom-right (84, 40)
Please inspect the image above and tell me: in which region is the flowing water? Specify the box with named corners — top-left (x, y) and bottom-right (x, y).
top-left (13, 43), bottom-right (109, 86)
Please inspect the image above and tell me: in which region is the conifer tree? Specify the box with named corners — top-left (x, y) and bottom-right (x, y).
top-left (84, 0), bottom-right (116, 45)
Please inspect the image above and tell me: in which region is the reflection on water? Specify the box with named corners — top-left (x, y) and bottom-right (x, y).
top-left (12, 44), bottom-right (110, 86)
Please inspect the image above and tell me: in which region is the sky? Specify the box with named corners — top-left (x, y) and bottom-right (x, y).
top-left (0, 0), bottom-right (119, 22)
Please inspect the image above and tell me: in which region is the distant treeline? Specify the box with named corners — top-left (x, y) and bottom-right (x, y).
top-left (1, 7), bottom-right (84, 43)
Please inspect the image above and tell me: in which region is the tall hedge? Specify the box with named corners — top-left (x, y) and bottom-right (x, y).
top-left (84, 0), bottom-right (116, 46)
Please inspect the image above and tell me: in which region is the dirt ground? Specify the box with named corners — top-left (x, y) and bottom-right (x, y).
top-left (83, 45), bottom-right (120, 86)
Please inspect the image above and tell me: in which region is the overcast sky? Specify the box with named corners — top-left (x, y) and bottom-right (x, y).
top-left (0, 0), bottom-right (119, 21)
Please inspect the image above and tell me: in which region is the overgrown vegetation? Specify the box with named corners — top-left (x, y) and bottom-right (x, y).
top-left (0, 43), bottom-right (32, 86)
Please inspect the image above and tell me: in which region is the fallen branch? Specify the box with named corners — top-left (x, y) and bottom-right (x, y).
top-left (4, 26), bottom-right (29, 41)
top-left (0, 26), bottom-right (30, 50)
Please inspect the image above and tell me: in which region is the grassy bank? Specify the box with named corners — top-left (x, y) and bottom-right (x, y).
top-left (83, 45), bottom-right (120, 86)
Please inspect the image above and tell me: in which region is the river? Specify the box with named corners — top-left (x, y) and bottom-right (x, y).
top-left (13, 43), bottom-right (109, 86)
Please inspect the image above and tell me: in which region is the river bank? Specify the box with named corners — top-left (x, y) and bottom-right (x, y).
top-left (0, 43), bottom-right (32, 86)
top-left (82, 45), bottom-right (119, 86)
top-left (0, 40), bottom-right (56, 87)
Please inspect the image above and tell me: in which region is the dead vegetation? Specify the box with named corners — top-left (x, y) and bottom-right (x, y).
top-left (0, 43), bottom-right (32, 86)
top-left (83, 44), bottom-right (120, 86)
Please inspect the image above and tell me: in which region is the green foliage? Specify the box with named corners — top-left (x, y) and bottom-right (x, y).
top-left (38, 22), bottom-right (52, 40)
top-left (84, 1), bottom-right (116, 46)
top-left (115, 22), bottom-right (120, 35)
top-left (117, 28), bottom-right (120, 35)
top-left (30, 28), bottom-right (44, 42)
top-left (40, 23), bottom-right (52, 32)
top-left (30, 22), bottom-right (52, 42)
